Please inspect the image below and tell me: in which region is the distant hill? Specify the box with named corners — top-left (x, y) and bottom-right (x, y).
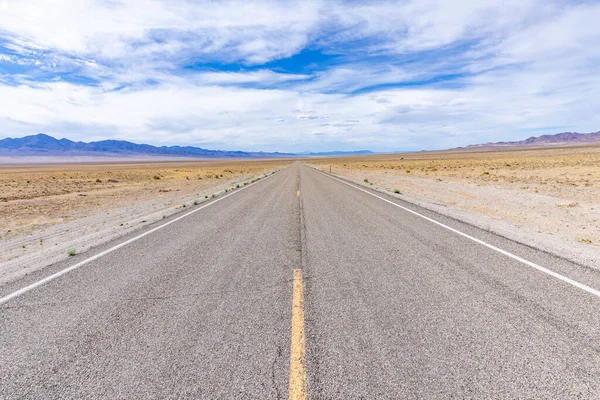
top-left (297, 150), bottom-right (374, 157)
top-left (0, 134), bottom-right (295, 159)
top-left (457, 131), bottom-right (600, 150)
top-left (0, 134), bottom-right (376, 159)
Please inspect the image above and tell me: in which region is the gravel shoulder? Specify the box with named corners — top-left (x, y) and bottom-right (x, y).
top-left (0, 160), bottom-right (288, 286)
top-left (306, 151), bottom-right (600, 271)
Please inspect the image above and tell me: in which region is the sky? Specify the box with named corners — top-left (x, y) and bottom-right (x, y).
top-left (0, 0), bottom-right (599, 152)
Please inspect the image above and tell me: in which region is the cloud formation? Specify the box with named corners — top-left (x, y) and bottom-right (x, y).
top-left (0, 0), bottom-right (599, 151)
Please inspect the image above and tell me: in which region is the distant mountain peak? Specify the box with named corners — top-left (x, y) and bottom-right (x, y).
top-left (0, 134), bottom-right (291, 158)
top-left (457, 131), bottom-right (600, 150)
top-left (0, 134), bottom-right (374, 159)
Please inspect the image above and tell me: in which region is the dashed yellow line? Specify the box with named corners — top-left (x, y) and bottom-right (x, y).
top-left (289, 269), bottom-right (306, 400)
top-left (297, 190), bottom-right (300, 197)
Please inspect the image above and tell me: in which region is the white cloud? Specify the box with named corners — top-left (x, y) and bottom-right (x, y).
top-left (0, 0), bottom-right (322, 65)
top-left (3, 66), bottom-right (599, 152)
top-left (192, 70), bottom-right (310, 85)
top-left (0, 0), bottom-right (599, 151)
top-left (298, 64), bottom-right (416, 94)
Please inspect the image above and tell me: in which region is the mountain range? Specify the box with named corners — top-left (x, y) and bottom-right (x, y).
top-left (1, 131), bottom-right (598, 159)
top-left (0, 134), bottom-right (374, 158)
top-left (456, 131), bottom-right (600, 150)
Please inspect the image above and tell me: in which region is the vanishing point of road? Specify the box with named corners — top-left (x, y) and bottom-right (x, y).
top-left (1, 162), bottom-right (599, 399)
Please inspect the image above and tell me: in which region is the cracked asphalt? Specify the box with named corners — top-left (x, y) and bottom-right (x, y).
top-left (1, 162), bottom-right (600, 399)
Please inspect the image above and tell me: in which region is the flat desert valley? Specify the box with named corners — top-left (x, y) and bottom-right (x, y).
top-left (0, 158), bottom-right (289, 284)
top-left (1, 145), bottom-right (599, 285)
top-left (307, 145), bottom-right (600, 269)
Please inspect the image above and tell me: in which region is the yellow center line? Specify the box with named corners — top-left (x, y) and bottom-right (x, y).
top-left (297, 190), bottom-right (300, 197)
top-left (289, 269), bottom-right (307, 400)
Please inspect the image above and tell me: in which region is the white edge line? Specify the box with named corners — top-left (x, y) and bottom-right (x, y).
top-left (313, 167), bottom-right (600, 299)
top-left (0, 170), bottom-right (282, 306)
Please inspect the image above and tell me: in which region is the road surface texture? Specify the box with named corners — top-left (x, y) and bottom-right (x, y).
top-left (1, 162), bottom-right (599, 399)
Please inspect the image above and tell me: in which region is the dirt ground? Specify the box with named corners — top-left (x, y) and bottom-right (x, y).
top-left (0, 159), bottom-right (289, 238)
top-left (2, 147), bottom-right (599, 283)
top-left (307, 145), bottom-right (600, 267)
top-left (0, 158), bottom-right (291, 284)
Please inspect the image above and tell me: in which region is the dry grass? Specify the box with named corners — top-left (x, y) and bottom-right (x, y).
top-left (0, 159), bottom-right (290, 237)
top-left (307, 145), bottom-right (600, 249)
top-left (308, 146), bottom-right (600, 203)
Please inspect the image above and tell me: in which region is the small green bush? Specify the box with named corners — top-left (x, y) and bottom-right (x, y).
top-left (66, 248), bottom-right (77, 256)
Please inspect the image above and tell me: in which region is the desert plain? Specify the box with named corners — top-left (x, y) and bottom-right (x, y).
top-left (307, 145), bottom-right (600, 269)
top-left (1, 145), bottom-right (599, 285)
top-left (0, 158), bottom-right (290, 284)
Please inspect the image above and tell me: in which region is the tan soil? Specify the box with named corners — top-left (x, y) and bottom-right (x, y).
top-left (307, 146), bottom-right (600, 269)
top-left (0, 159), bottom-right (291, 284)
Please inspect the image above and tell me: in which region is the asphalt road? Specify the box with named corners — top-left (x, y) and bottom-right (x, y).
top-left (1, 162), bottom-right (599, 399)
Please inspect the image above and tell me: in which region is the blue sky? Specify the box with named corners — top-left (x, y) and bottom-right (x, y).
top-left (0, 0), bottom-right (599, 152)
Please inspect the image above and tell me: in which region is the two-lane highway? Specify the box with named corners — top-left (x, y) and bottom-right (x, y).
top-left (1, 165), bottom-right (301, 398)
top-left (1, 162), bottom-right (599, 398)
top-left (299, 164), bottom-right (600, 398)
